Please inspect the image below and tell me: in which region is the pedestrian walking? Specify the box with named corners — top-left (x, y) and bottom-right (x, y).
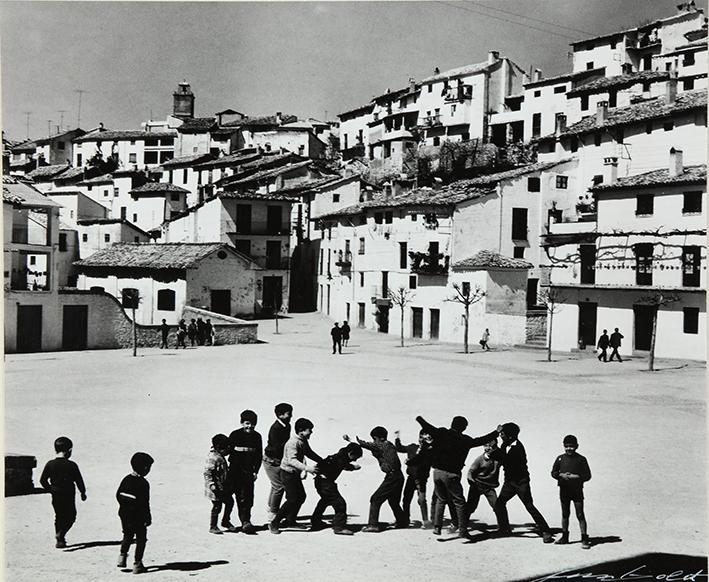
top-left (159, 319), bottom-right (170, 349)
top-left (188, 319), bottom-right (198, 347)
top-left (331, 322), bottom-right (342, 354)
top-left (609, 328), bottom-right (624, 362)
top-left (39, 436), bottom-right (87, 549)
top-left (196, 317), bottom-right (206, 346)
top-left (479, 328), bottom-right (490, 351)
top-left (205, 319), bottom-right (215, 346)
top-left (176, 320), bottom-right (187, 349)
top-left (596, 330), bottom-right (609, 362)
top-left (341, 321), bottom-right (351, 347)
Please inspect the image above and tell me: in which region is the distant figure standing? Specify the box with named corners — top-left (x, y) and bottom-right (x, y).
top-left (188, 319), bottom-right (198, 347)
top-left (205, 319), bottom-right (215, 346)
top-left (341, 321), bottom-right (351, 347)
top-left (196, 318), bottom-right (206, 346)
top-left (596, 330), bottom-right (609, 362)
top-left (609, 328), bottom-right (624, 362)
top-left (479, 328), bottom-right (490, 351)
top-left (176, 320), bottom-right (187, 349)
top-left (159, 319), bottom-right (169, 349)
top-left (331, 323), bottom-right (342, 355)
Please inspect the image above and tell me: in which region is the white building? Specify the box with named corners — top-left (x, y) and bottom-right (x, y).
top-left (72, 128), bottom-right (176, 170)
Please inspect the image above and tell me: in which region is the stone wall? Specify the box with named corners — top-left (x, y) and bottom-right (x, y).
top-left (526, 310), bottom-right (547, 343)
top-left (182, 305), bottom-right (259, 344)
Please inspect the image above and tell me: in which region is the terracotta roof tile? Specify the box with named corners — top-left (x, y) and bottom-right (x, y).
top-left (74, 242), bottom-right (232, 269)
top-left (591, 164), bottom-right (706, 191)
top-left (74, 130), bottom-right (176, 143)
top-left (129, 182), bottom-right (190, 195)
top-left (159, 153), bottom-right (215, 169)
top-left (566, 71), bottom-right (669, 97)
top-left (453, 250), bottom-right (533, 270)
top-left (27, 164), bottom-right (71, 180)
top-left (177, 117), bottom-right (217, 133)
top-left (422, 60), bottom-right (491, 83)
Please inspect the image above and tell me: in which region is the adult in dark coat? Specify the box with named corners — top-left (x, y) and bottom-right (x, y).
top-left (609, 328), bottom-right (624, 362)
top-left (341, 321), bottom-right (351, 347)
top-left (331, 323), bottom-right (342, 354)
top-left (596, 329), bottom-right (609, 362)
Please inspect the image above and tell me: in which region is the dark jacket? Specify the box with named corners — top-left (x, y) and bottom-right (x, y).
top-left (491, 440), bottom-right (531, 483)
top-left (39, 457), bottom-right (86, 496)
top-left (416, 416), bottom-right (498, 475)
top-left (316, 447), bottom-right (358, 482)
top-left (117, 473), bottom-right (151, 526)
top-left (596, 333), bottom-right (609, 349)
top-left (331, 326), bottom-right (342, 340)
top-left (341, 323), bottom-right (351, 339)
top-left (551, 452), bottom-right (591, 491)
top-left (264, 420), bottom-right (291, 461)
top-left (395, 438), bottom-right (432, 480)
top-left (228, 428), bottom-right (263, 475)
top-left (357, 438), bottom-right (401, 474)
top-left (609, 331), bottom-right (623, 348)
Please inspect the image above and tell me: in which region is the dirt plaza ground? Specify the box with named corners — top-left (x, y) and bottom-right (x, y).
top-left (4, 312), bottom-right (707, 581)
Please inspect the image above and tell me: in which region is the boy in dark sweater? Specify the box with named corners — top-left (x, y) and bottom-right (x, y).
top-left (311, 442), bottom-right (363, 535)
top-left (39, 436), bottom-right (87, 548)
top-left (394, 429), bottom-right (433, 528)
top-left (346, 426), bottom-right (407, 532)
top-left (263, 403), bottom-right (293, 522)
top-left (551, 434), bottom-right (592, 549)
top-left (116, 452), bottom-right (154, 574)
top-left (492, 422), bottom-right (554, 543)
top-left (228, 409), bottom-right (263, 534)
top-left (416, 415), bottom-right (499, 538)
top-left (466, 439), bottom-right (500, 519)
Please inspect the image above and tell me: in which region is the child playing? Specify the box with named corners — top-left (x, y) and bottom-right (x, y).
top-left (310, 442), bottom-right (363, 535)
top-left (394, 429), bottom-right (433, 528)
top-left (263, 403), bottom-right (293, 522)
top-left (228, 410), bottom-right (263, 535)
top-left (39, 436), bottom-right (87, 548)
top-left (492, 423), bottom-right (554, 543)
top-left (346, 427), bottom-right (407, 532)
top-left (466, 439), bottom-right (500, 521)
top-left (204, 434), bottom-right (236, 534)
top-left (551, 434), bottom-right (592, 549)
top-left (116, 452), bottom-right (154, 574)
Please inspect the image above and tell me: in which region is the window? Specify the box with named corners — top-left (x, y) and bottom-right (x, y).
top-left (58, 233), bottom-right (67, 252)
top-left (532, 113), bottom-right (542, 138)
top-left (636, 194), bottom-right (654, 216)
top-left (121, 288), bottom-right (139, 309)
top-left (384, 211), bottom-right (393, 224)
top-left (103, 189), bottom-right (109, 197)
top-left (144, 151), bottom-right (159, 164)
top-left (665, 62), bottom-right (673, 71)
top-left (534, 90), bottom-right (541, 97)
top-left (104, 234), bottom-right (110, 243)
top-left (428, 84), bottom-right (433, 93)
top-left (645, 121), bottom-right (653, 134)
top-left (683, 191), bottom-right (702, 214)
top-left (555, 175), bottom-right (568, 189)
top-left (120, 206), bottom-right (127, 219)
top-left (683, 307), bottom-right (699, 334)
top-left (608, 90), bottom-right (617, 108)
top-left (159, 151), bottom-right (173, 163)
top-left (663, 121), bottom-right (674, 132)
top-left (359, 237), bottom-right (365, 255)
top-left (298, 145), bottom-right (305, 156)
top-left (683, 52), bottom-right (695, 66)
top-left (333, 193), bottom-right (340, 203)
top-left (594, 133), bottom-right (602, 147)
top-left (359, 272), bottom-right (365, 287)
top-left (130, 140), bottom-right (136, 145)
top-left (183, 169), bottom-right (188, 183)
top-left (634, 243), bottom-right (653, 285)
top-left (411, 213), bottom-right (417, 221)
top-left (168, 170), bottom-right (173, 183)
top-left (683, 79), bottom-right (695, 91)
top-left (374, 212), bottom-right (383, 224)
top-left (129, 153), bottom-right (137, 164)
top-left (235, 239), bottom-right (251, 257)
top-left (113, 187), bottom-right (119, 197)
top-left (682, 246), bottom-right (701, 287)
top-left (383, 143), bottom-right (391, 158)
top-left (171, 193), bottom-right (180, 201)
top-left (580, 95), bottom-right (589, 111)
top-left (134, 237), bottom-right (140, 243)
top-left (513, 246), bottom-right (525, 258)
top-left (527, 177), bottom-right (540, 192)
top-left (319, 249), bottom-right (324, 274)
top-left (399, 242), bottom-right (408, 269)
top-left (553, 86), bottom-right (566, 94)
top-left (409, 275), bottom-right (417, 289)
top-left (157, 289), bottom-right (176, 311)
top-left (642, 81), bottom-right (651, 92)
top-left (133, 214), bottom-right (138, 222)
top-left (511, 208), bottom-right (528, 240)
top-left (82, 233), bottom-right (88, 242)
top-left (586, 61), bottom-right (594, 70)
top-left (450, 104), bottom-right (456, 115)
top-left (57, 141), bottom-right (65, 151)
top-left (610, 40), bottom-right (617, 49)
top-left (433, 136), bottom-right (440, 146)
top-left (29, 256), bottom-right (36, 265)
top-left (144, 138), bottom-right (158, 147)
top-left (580, 245), bottom-right (596, 284)
top-left (76, 154), bottom-right (82, 166)
top-left (593, 174), bottom-right (604, 185)
top-left (570, 137), bottom-right (579, 152)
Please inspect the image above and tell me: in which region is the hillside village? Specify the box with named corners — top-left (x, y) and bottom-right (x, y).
top-left (4, 3), bottom-right (707, 360)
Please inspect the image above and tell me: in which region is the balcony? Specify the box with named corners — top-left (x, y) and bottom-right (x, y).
top-left (422, 115), bottom-right (442, 127)
top-left (443, 85), bottom-right (473, 103)
top-left (409, 251), bottom-right (449, 275)
top-left (370, 285), bottom-right (392, 305)
top-left (335, 250), bottom-right (352, 271)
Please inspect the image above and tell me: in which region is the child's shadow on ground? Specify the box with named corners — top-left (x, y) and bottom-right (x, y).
top-left (63, 540), bottom-right (122, 552)
top-left (143, 560), bottom-right (228, 573)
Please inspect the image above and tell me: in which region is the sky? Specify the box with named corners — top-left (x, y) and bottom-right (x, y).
top-left (2, 0), bottom-right (707, 141)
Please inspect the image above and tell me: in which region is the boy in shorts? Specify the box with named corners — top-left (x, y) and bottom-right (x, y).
top-left (551, 434), bottom-right (591, 549)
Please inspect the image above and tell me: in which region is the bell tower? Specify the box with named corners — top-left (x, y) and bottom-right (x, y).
top-left (173, 81), bottom-right (195, 119)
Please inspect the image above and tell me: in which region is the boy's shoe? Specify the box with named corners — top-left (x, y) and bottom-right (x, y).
top-left (310, 519), bottom-right (327, 532)
top-left (333, 527), bottom-right (354, 536)
top-left (133, 562), bottom-right (147, 574)
top-left (361, 525), bottom-right (381, 533)
top-left (458, 530), bottom-right (472, 540)
top-left (432, 526), bottom-right (442, 535)
top-left (581, 536), bottom-right (592, 550)
top-left (554, 534), bottom-right (569, 545)
top-left (268, 522), bottom-right (281, 535)
top-left (421, 520), bottom-right (434, 530)
top-left (55, 537), bottom-right (67, 549)
top-left (221, 522), bottom-right (238, 533)
top-left (117, 554), bottom-right (127, 568)
top-left (542, 532), bottom-right (555, 544)
top-left (241, 522), bottom-right (256, 535)
top-left (209, 527), bottom-right (223, 535)
top-left (394, 521), bottom-right (409, 529)
top-left (448, 525), bottom-right (459, 534)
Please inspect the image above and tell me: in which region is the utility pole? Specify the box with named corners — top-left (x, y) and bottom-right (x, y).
top-left (47, 120), bottom-right (53, 136)
top-left (57, 110), bottom-right (67, 132)
top-left (74, 89), bottom-right (87, 128)
top-left (23, 111), bottom-right (32, 139)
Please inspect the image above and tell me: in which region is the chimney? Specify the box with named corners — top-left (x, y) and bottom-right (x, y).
top-left (409, 77), bottom-right (416, 92)
top-left (603, 156), bottom-right (619, 184)
top-left (432, 177), bottom-right (443, 191)
top-left (434, 67), bottom-right (440, 75)
top-left (488, 50), bottom-right (500, 64)
top-left (669, 147), bottom-right (684, 176)
top-left (555, 113), bottom-right (567, 135)
top-left (275, 112), bottom-right (282, 125)
top-left (666, 70), bottom-right (678, 103)
top-left (596, 101), bottom-right (609, 125)
top-left (533, 68), bottom-right (543, 82)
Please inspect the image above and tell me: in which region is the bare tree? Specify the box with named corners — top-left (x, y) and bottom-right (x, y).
top-left (537, 285), bottom-right (567, 362)
top-left (638, 291), bottom-right (680, 371)
top-left (446, 283), bottom-right (485, 353)
top-left (388, 286), bottom-right (415, 347)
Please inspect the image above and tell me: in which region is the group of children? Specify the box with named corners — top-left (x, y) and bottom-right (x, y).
top-left (38, 408), bottom-right (592, 574)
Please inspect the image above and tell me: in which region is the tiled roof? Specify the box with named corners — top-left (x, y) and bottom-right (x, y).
top-left (524, 67), bottom-right (606, 89)
top-left (177, 117), bottom-right (217, 133)
top-left (222, 114), bottom-right (298, 128)
top-left (159, 153), bottom-right (215, 169)
top-left (76, 218), bottom-right (151, 235)
top-left (546, 89), bottom-right (707, 139)
top-left (74, 130), bottom-right (176, 143)
top-left (34, 128), bottom-right (85, 145)
top-left (3, 178), bottom-right (61, 208)
top-left (129, 182), bottom-right (190, 195)
top-left (194, 151), bottom-right (260, 170)
top-left (10, 140), bottom-right (37, 153)
top-left (443, 159), bottom-right (574, 189)
top-left (216, 153), bottom-right (302, 186)
top-left (591, 164), bottom-right (706, 191)
top-left (217, 190), bottom-right (301, 202)
top-left (269, 176), bottom-right (342, 195)
top-left (338, 103), bottom-right (375, 120)
top-left (660, 39), bottom-right (708, 56)
top-left (74, 242), bottom-right (233, 270)
top-left (422, 60), bottom-right (491, 83)
top-left (227, 160), bottom-right (312, 185)
top-left (210, 127), bottom-right (240, 137)
top-left (26, 164), bottom-right (70, 180)
top-left (54, 167), bottom-right (86, 181)
top-left (77, 173), bottom-right (114, 186)
top-left (566, 71), bottom-right (669, 96)
top-left (452, 250), bottom-right (533, 271)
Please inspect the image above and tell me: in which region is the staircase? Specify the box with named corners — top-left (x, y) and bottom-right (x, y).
top-left (525, 310), bottom-right (547, 349)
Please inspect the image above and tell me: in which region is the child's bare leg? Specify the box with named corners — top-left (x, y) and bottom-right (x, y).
top-left (573, 500), bottom-right (587, 536)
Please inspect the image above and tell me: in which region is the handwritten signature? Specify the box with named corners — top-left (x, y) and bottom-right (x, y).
top-left (531, 565), bottom-right (707, 582)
